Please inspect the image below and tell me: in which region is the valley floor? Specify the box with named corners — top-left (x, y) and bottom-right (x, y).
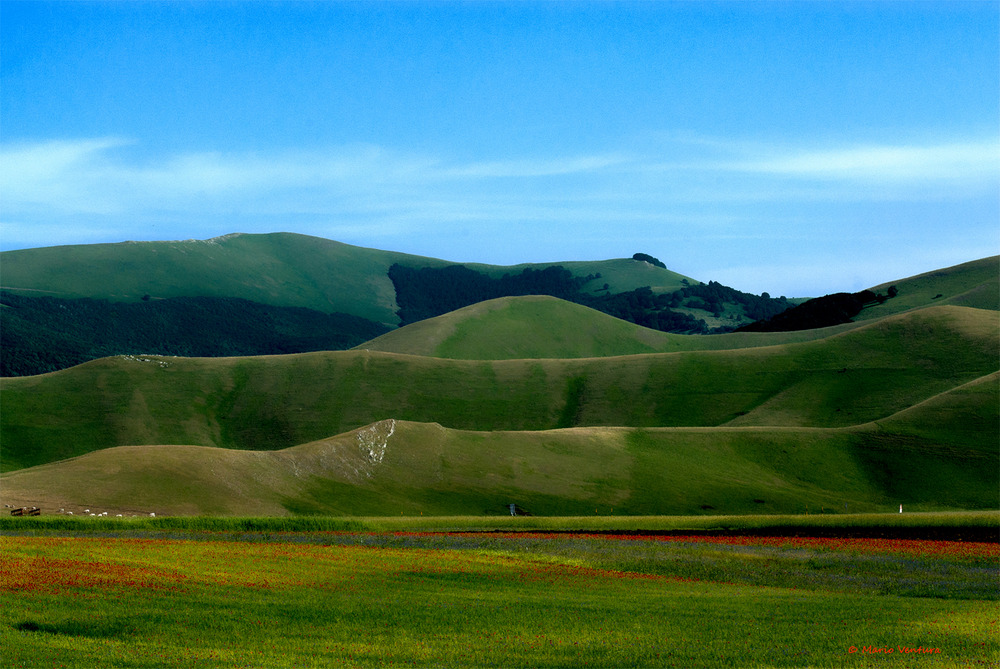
top-left (2, 521), bottom-right (997, 668)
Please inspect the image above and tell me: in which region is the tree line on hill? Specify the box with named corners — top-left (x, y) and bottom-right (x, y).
top-left (389, 263), bottom-right (794, 334)
top-left (0, 292), bottom-right (390, 377)
top-left (389, 264), bottom-right (593, 325)
top-left (735, 287), bottom-right (897, 332)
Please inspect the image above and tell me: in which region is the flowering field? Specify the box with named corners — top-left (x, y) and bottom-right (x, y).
top-left (2, 530), bottom-right (997, 668)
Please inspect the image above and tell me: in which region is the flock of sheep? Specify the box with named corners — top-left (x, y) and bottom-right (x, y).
top-left (5, 504), bottom-right (157, 518)
top-left (60, 508), bottom-right (158, 517)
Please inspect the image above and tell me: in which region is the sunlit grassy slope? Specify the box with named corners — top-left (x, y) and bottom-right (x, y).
top-left (0, 232), bottom-right (697, 327)
top-left (469, 256), bottom-right (696, 295)
top-left (3, 367), bottom-right (996, 515)
top-left (862, 256), bottom-right (999, 319)
top-left (1, 305), bottom-right (995, 470)
top-left (356, 295), bottom-right (860, 359)
top-left (0, 233), bottom-right (414, 326)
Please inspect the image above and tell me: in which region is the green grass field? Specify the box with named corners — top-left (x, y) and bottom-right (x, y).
top-left (2, 515), bottom-right (997, 668)
top-left (3, 510), bottom-right (997, 535)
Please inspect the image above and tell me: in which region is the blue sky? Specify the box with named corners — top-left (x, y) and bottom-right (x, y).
top-left (2, 1), bottom-right (997, 296)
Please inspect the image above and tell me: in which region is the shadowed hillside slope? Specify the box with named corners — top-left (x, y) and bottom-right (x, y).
top-left (2, 305), bottom-right (995, 473)
top-left (732, 256), bottom-right (998, 333)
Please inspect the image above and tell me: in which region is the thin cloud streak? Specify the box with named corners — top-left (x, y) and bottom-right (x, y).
top-left (4, 136), bottom-right (995, 212)
top-left (720, 140), bottom-right (1000, 183)
top-left (442, 154), bottom-right (629, 178)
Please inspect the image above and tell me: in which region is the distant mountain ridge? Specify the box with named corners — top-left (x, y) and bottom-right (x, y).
top-left (0, 232), bottom-right (701, 320)
top-left (1, 232), bottom-right (791, 376)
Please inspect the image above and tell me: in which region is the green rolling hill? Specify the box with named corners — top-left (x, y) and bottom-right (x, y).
top-left (358, 257), bottom-right (998, 360)
top-left (0, 247), bottom-right (996, 516)
top-left (861, 256), bottom-right (999, 319)
top-left (2, 304), bottom-right (995, 455)
top-left (3, 370), bottom-right (996, 516)
top-left (351, 294), bottom-right (878, 360)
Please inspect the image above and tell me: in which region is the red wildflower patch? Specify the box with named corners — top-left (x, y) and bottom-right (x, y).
top-left (383, 530), bottom-right (998, 559)
top-left (628, 534), bottom-right (1000, 559)
top-left (1, 556), bottom-right (188, 594)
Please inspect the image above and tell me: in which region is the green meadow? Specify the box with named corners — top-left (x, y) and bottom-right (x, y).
top-left (2, 517), bottom-right (997, 668)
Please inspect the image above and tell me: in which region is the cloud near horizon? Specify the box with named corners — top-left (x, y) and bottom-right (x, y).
top-left (729, 141), bottom-right (999, 184)
top-left (3, 135), bottom-right (995, 220)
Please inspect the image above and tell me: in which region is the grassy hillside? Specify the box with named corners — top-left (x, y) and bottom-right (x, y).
top-left (469, 257), bottom-right (697, 296)
top-left (2, 249), bottom-right (994, 517)
top-left (858, 256), bottom-right (998, 320)
top-left (2, 305), bottom-right (995, 473)
top-left (3, 381), bottom-right (996, 516)
top-left (0, 232), bottom-right (700, 327)
top-left (0, 233), bottom-right (427, 326)
top-left (358, 296), bottom-right (675, 358)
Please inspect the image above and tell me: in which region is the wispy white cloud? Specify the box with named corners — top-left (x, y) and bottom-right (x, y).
top-left (442, 154), bottom-right (629, 178)
top-left (720, 140), bottom-right (1000, 183)
top-left (0, 137), bottom-right (134, 214)
top-left (3, 136), bottom-right (995, 224)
